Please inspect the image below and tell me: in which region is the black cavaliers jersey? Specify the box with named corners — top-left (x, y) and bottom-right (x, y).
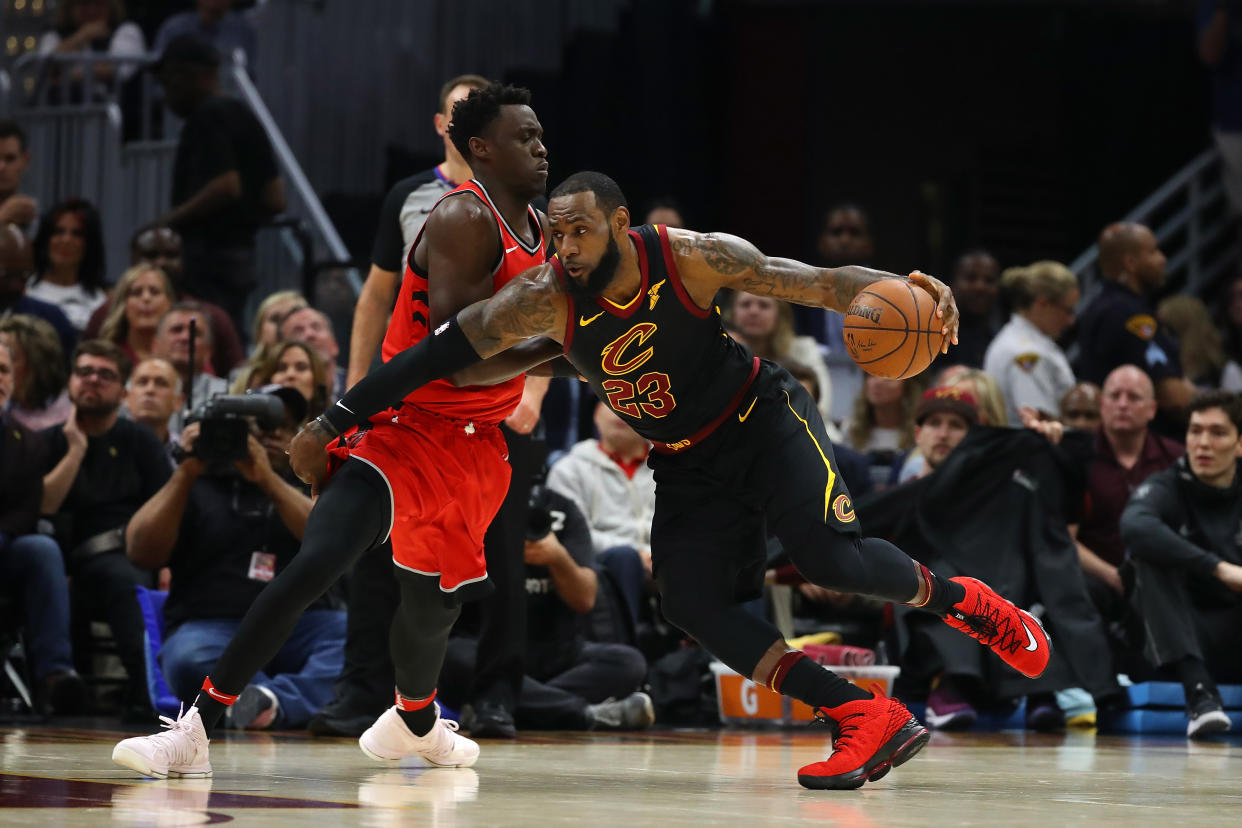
top-left (553, 224), bottom-right (759, 451)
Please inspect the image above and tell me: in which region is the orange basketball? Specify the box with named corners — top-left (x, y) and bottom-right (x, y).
top-left (842, 279), bottom-right (945, 380)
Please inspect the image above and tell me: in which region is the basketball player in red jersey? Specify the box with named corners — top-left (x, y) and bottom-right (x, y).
top-left (113, 84), bottom-right (566, 778)
top-left (293, 171), bottom-right (1053, 791)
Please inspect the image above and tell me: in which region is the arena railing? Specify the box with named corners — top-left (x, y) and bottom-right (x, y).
top-left (1070, 147), bottom-right (1238, 305)
top-left (3, 51), bottom-right (360, 319)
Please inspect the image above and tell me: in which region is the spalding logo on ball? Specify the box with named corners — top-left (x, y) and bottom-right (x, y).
top-left (843, 279), bottom-right (945, 380)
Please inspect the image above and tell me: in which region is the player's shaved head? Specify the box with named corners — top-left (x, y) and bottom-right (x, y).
top-left (550, 171), bottom-right (628, 217)
top-left (1098, 222), bottom-right (1150, 280)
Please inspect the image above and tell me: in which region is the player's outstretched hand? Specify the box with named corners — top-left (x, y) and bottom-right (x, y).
top-left (289, 419), bottom-right (333, 494)
top-left (907, 270), bottom-right (959, 353)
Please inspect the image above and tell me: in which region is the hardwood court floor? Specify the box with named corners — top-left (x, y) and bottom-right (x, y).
top-left (0, 722), bottom-right (1239, 826)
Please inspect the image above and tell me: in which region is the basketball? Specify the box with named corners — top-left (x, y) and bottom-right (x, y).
top-left (842, 279), bottom-right (945, 380)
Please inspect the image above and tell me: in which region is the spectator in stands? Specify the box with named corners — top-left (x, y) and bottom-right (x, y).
top-left (1158, 294), bottom-right (1242, 391)
top-left (984, 260), bottom-right (1079, 424)
top-left (26, 199), bottom-right (108, 332)
top-left (442, 489), bottom-right (653, 732)
top-left (1198, 1), bottom-right (1242, 238)
top-left (38, 0), bottom-right (146, 90)
top-left (0, 121), bottom-right (37, 234)
top-left (1214, 272), bottom-right (1242, 365)
top-left (0, 225), bottom-right (77, 358)
top-left (725, 292), bottom-right (833, 424)
top-left (641, 197), bottom-right (685, 228)
top-left (946, 367), bottom-right (1009, 426)
top-left (40, 340), bottom-right (171, 717)
top-left (1122, 390), bottom-right (1242, 739)
top-left (0, 338), bottom-right (87, 715)
top-left (153, 0), bottom-right (257, 70)
top-left (251, 289), bottom-right (308, 355)
top-left (348, 74), bottom-right (487, 388)
top-left (96, 264), bottom-right (175, 365)
top-left (862, 387), bottom-right (1118, 731)
top-left (152, 35), bottom-right (285, 327)
top-left (798, 202), bottom-right (875, 349)
top-left (280, 306), bottom-right (344, 402)
top-left (125, 382), bottom-right (344, 730)
top-left (846, 375), bottom-right (921, 488)
top-left (1077, 222), bottom-right (1196, 431)
top-left (124, 356), bottom-right (183, 450)
top-left (936, 249), bottom-right (1002, 370)
top-left (1072, 366), bottom-right (1182, 621)
top-left (1061, 382), bottom-right (1102, 432)
top-left (234, 340), bottom-right (329, 419)
top-left (229, 289), bottom-right (308, 395)
top-left (0, 314), bottom-right (72, 430)
top-left (154, 303), bottom-right (227, 432)
top-left (86, 227), bottom-right (244, 376)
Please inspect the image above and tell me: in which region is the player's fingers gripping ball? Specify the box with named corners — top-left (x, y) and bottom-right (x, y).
top-left (843, 279), bottom-right (946, 380)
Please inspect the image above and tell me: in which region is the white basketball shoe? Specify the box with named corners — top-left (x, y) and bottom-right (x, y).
top-left (359, 704), bottom-right (479, 767)
top-left (112, 705), bottom-right (212, 779)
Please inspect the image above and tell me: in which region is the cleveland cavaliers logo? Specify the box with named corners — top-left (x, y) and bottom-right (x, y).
top-left (833, 494), bottom-right (855, 522)
top-left (601, 323), bottom-right (658, 376)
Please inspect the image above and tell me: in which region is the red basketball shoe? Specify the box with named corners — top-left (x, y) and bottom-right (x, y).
top-left (797, 695), bottom-right (930, 790)
top-left (942, 577), bottom-right (1051, 678)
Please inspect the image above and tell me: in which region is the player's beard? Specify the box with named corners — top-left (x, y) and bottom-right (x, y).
top-left (568, 233), bottom-right (621, 299)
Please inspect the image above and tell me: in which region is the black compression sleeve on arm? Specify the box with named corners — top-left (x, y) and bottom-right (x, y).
top-left (322, 317), bottom-right (482, 434)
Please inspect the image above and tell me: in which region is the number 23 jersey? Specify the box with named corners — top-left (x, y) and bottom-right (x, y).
top-left (554, 224), bottom-right (757, 448)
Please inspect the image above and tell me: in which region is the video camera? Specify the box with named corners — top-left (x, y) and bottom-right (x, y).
top-left (184, 385), bottom-right (308, 472)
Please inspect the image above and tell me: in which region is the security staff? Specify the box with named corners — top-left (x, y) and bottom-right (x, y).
top-left (984, 261), bottom-right (1079, 424)
top-left (1076, 222), bottom-right (1195, 428)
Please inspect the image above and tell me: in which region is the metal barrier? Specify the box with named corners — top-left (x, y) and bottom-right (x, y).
top-left (3, 51), bottom-right (360, 319)
top-left (1070, 147), bottom-right (1239, 304)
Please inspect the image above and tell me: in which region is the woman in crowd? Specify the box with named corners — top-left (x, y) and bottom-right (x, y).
top-left (726, 291), bottom-right (833, 421)
top-left (0, 314), bottom-right (71, 430)
top-left (233, 340), bottom-right (329, 421)
top-left (26, 199), bottom-right (108, 332)
top-left (231, 290), bottom-right (310, 388)
top-left (97, 264), bottom-right (176, 365)
top-left (946, 368), bottom-right (1009, 427)
top-left (1158, 294), bottom-right (1242, 391)
top-left (983, 261), bottom-right (1079, 425)
top-left (845, 375), bottom-right (923, 489)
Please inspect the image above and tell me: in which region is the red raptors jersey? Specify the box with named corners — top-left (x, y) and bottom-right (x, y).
top-left (380, 179), bottom-right (546, 423)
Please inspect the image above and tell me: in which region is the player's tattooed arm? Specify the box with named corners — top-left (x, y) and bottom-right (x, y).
top-left (456, 264), bottom-right (569, 359)
top-left (670, 229), bottom-right (959, 344)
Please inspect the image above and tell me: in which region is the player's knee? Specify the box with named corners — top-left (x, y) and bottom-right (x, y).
top-left (787, 535), bottom-right (875, 595)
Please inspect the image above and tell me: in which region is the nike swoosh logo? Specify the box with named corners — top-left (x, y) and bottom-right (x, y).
top-left (737, 397), bottom-right (757, 423)
top-left (580, 311), bottom-right (605, 326)
top-left (1021, 618), bottom-right (1039, 652)
top-left (505, 245), bottom-right (520, 254)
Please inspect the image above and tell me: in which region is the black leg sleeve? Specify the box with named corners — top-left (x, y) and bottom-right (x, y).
top-left (388, 567), bottom-right (462, 699)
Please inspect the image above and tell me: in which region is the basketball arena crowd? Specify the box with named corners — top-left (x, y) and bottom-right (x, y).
top-left (2, 0), bottom-right (1242, 743)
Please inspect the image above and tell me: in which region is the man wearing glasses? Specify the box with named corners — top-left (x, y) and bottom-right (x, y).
top-left (40, 340), bottom-right (172, 719)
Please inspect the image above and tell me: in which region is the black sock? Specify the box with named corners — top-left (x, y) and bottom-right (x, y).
top-left (191, 692), bottom-right (229, 738)
top-left (1176, 657), bottom-right (1218, 700)
top-left (397, 702), bottom-right (437, 736)
top-left (921, 572), bottom-right (966, 616)
top-left (781, 657), bottom-right (872, 709)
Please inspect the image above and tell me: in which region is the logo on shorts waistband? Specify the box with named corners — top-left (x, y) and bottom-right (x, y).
top-left (833, 494), bottom-right (855, 523)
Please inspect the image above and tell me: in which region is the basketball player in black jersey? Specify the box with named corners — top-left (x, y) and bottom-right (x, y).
top-left (292, 171), bottom-right (1053, 791)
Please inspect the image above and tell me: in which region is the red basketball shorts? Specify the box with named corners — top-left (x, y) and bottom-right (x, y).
top-left (326, 407), bottom-right (511, 594)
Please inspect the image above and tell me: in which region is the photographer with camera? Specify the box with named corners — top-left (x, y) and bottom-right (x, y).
top-left (442, 485), bottom-right (653, 731)
top-left (124, 386), bottom-right (345, 730)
